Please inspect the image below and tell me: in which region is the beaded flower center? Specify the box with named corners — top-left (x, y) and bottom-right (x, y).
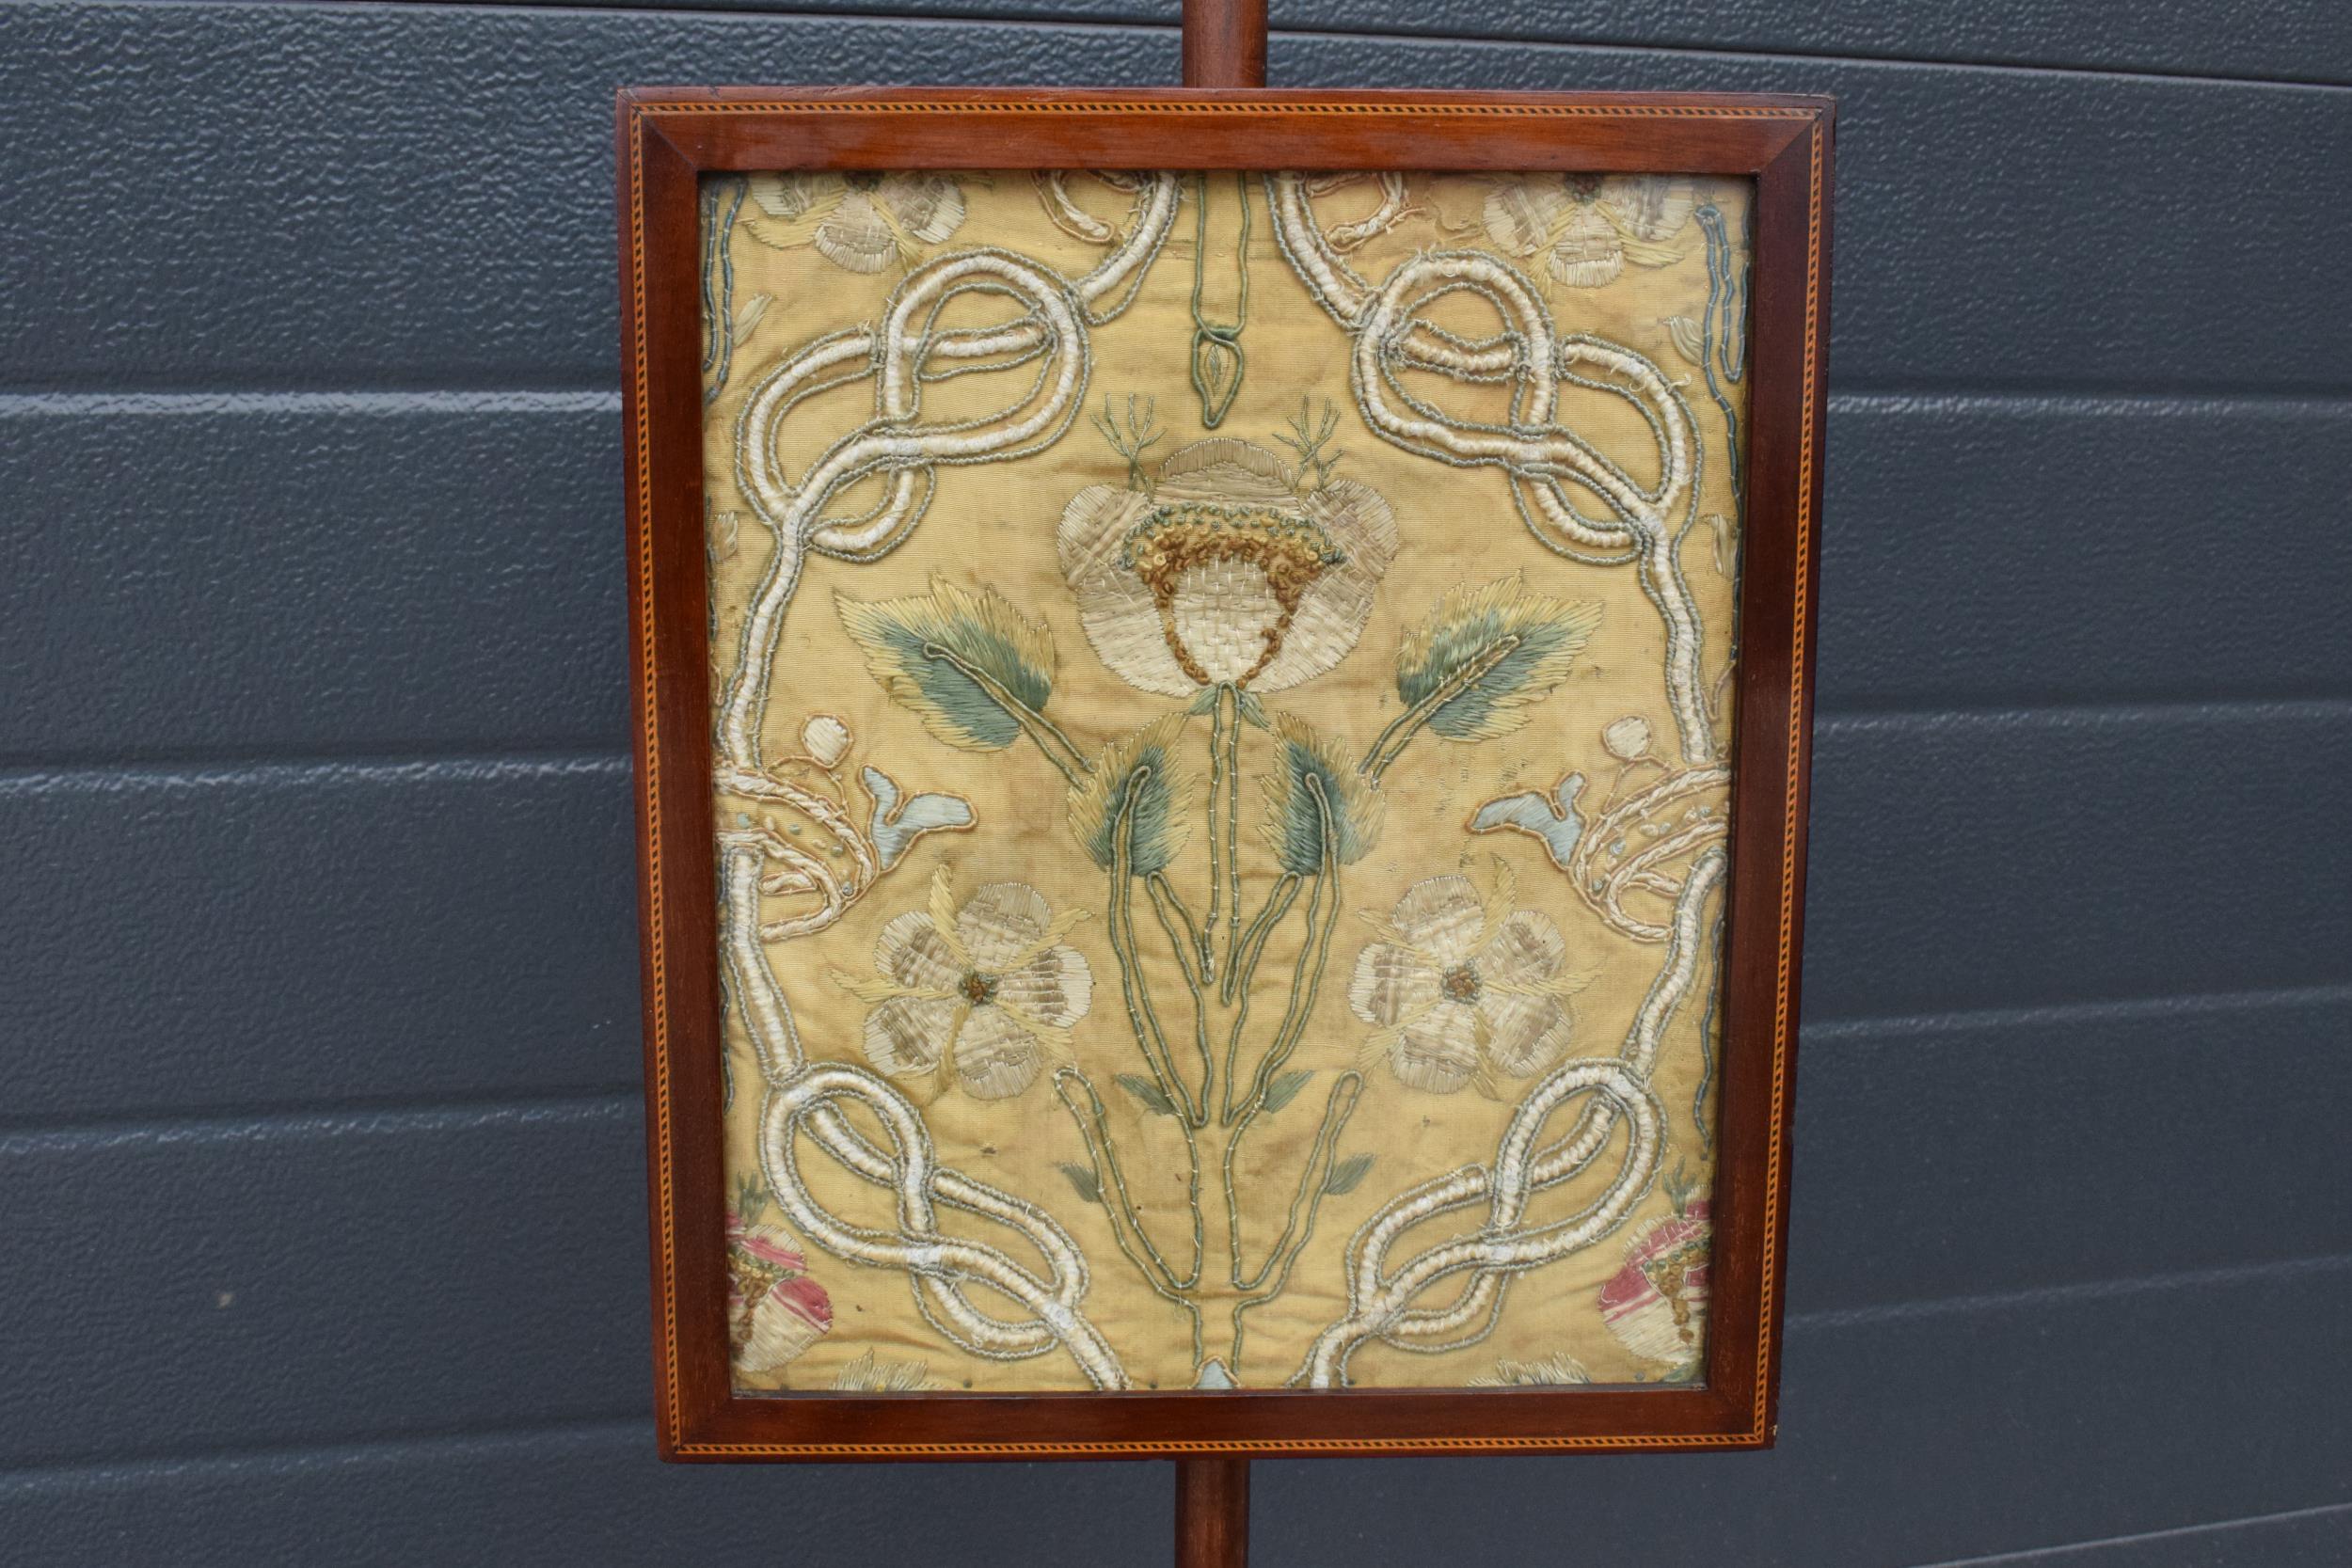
top-left (1440, 964), bottom-right (1483, 1004)
top-left (1120, 500), bottom-right (1344, 688)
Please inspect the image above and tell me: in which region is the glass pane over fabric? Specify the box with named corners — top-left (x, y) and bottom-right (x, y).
top-left (699, 168), bottom-right (1750, 1394)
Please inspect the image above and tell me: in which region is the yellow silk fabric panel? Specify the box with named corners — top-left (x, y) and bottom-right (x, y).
top-left (704, 170), bottom-right (1749, 1393)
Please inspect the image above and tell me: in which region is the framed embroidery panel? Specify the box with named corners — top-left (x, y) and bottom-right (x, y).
top-left (619, 89), bottom-right (1833, 1459)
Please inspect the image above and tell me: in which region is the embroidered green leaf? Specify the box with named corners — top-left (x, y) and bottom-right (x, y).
top-left (1055, 1161), bottom-right (1104, 1205)
top-left (1260, 711), bottom-right (1382, 875)
top-left (1067, 714), bottom-right (1197, 876)
top-left (1261, 1069), bottom-right (1313, 1114)
top-left (1323, 1152), bottom-right (1376, 1196)
top-left (1393, 574), bottom-right (1602, 742)
top-left (1114, 1072), bottom-right (1179, 1117)
top-left (834, 574), bottom-right (1057, 752)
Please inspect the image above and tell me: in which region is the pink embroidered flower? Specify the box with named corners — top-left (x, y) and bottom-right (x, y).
top-left (726, 1211), bottom-right (833, 1373)
top-left (1599, 1198), bottom-right (1710, 1374)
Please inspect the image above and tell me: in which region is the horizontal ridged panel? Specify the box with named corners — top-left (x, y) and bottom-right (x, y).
top-left (1274, 0), bottom-right (2352, 84)
top-left (0, 404), bottom-right (624, 760)
top-left (2, 1260), bottom-right (2344, 1564)
top-left (1817, 396), bottom-right (2352, 711)
top-left (0, 7), bottom-right (1169, 392)
top-left (7, 706), bottom-right (2344, 1118)
top-left (1255, 1260), bottom-right (2352, 1565)
top-left (5, 396), bottom-right (2344, 760)
top-left (474, 0), bottom-right (2352, 89)
top-left (6, 8), bottom-right (2350, 391)
top-left (1787, 989), bottom-right (2352, 1311)
top-left (0, 1100), bottom-right (647, 1468)
top-left (1273, 36), bottom-right (2352, 394)
top-left (1801, 705), bottom-right (2352, 1019)
top-left (2, 991), bottom-right (2343, 1462)
top-left (0, 761), bottom-right (640, 1123)
top-left (1922, 1507), bottom-right (2352, 1567)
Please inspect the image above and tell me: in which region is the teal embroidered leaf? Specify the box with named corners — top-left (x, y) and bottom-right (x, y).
top-left (834, 575), bottom-right (1057, 752)
top-left (1259, 711), bottom-right (1382, 875)
top-left (1261, 1069), bottom-right (1313, 1114)
top-left (1323, 1152), bottom-right (1376, 1196)
top-left (1055, 1161), bottom-right (1104, 1205)
top-left (1068, 714), bottom-right (1197, 876)
top-left (1394, 574), bottom-right (1602, 742)
top-left (1114, 1072), bottom-right (1179, 1117)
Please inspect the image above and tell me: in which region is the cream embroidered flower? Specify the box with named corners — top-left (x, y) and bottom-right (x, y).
top-left (1057, 436), bottom-right (1398, 697)
top-left (832, 869), bottom-right (1093, 1101)
top-left (1348, 862), bottom-right (1592, 1095)
top-left (1469, 1352), bottom-right (1592, 1387)
top-left (726, 1210), bottom-right (833, 1373)
top-left (831, 1349), bottom-right (941, 1392)
top-left (1478, 173), bottom-right (1696, 290)
top-left (744, 172), bottom-right (967, 274)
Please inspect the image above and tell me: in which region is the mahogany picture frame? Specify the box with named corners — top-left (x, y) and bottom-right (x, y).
top-left (617, 87), bottom-right (1834, 1462)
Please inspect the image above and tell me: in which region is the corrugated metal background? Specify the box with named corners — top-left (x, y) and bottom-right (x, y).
top-left (4, 3), bottom-right (2346, 1561)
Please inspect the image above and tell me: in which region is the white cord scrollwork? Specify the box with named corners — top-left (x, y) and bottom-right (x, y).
top-left (1295, 847), bottom-right (1725, 1386)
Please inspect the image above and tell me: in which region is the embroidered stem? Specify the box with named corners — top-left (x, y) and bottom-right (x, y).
top-left (1216, 874), bottom-right (1301, 1124)
top-left (1219, 686), bottom-right (1244, 978)
top-left (1145, 872), bottom-right (1205, 991)
top-left (1219, 872), bottom-right (1298, 1011)
top-left (1229, 777), bottom-right (1344, 1123)
top-left (1692, 908), bottom-right (1725, 1140)
top-left (1220, 781), bottom-right (1354, 1375)
top-left (700, 176), bottom-right (747, 404)
top-left (1188, 173), bottom-right (1251, 428)
top-left (1228, 1071), bottom-right (1364, 1370)
top-left (1694, 201), bottom-right (1749, 514)
top-left (1053, 1069), bottom-right (1206, 1367)
top-left (1108, 770), bottom-right (1204, 1129)
top-left (1202, 685), bottom-right (1228, 981)
top-left (1144, 872), bottom-right (1216, 1110)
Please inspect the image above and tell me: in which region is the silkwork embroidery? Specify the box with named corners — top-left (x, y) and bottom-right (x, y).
top-left (703, 167), bottom-right (1750, 1394)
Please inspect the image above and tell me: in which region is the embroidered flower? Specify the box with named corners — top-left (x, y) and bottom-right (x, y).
top-left (1469, 1352), bottom-right (1592, 1387)
top-left (1477, 173), bottom-right (1697, 290)
top-left (726, 1211), bottom-right (834, 1373)
top-left (1058, 436), bottom-right (1398, 698)
top-left (832, 869), bottom-right (1093, 1101)
top-left (743, 172), bottom-right (967, 275)
top-left (1600, 1198), bottom-right (1711, 1377)
top-left (831, 1350), bottom-right (941, 1392)
top-left (1348, 861), bottom-right (1591, 1095)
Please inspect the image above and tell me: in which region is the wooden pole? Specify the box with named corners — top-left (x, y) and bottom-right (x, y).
top-left (1175, 1455), bottom-right (1251, 1568)
top-left (1172, 6), bottom-right (1263, 1563)
top-left (1182, 0), bottom-right (1267, 94)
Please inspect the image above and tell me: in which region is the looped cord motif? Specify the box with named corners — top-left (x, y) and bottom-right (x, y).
top-left (1264, 172), bottom-right (1719, 766)
top-left (725, 842), bottom-right (1129, 1386)
top-left (1295, 847), bottom-right (1725, 1386)
top-left (707, 179), bottom-right (1182, 1387)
